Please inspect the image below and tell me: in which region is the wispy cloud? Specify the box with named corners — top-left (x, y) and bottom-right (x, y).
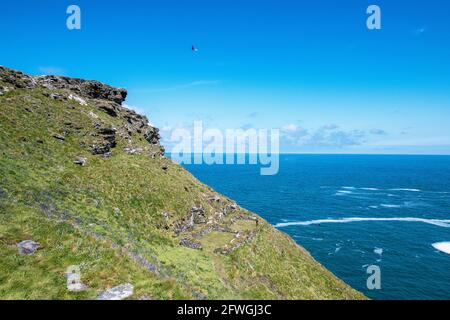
top-left (38, 66), bottom-right (66, 76)
top-left (246, 112), bottom-right (259, 118)
top-left (131, 80), bottom-right (221, 93)
top-left (370, 128), bottom-right (387, 135)
top-left (413, 27), bottom-right (426, 36)
top-left (280, 124), bottom-right (388, 149)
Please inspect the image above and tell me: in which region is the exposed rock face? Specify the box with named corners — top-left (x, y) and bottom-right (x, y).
top-left (180, 238), bottom-right (203, 250)
top-left (96, 101), bottom-right (119, 117)
top-left (17, 240), bottom-right (39, 254)
top-left (97, 283), bottom-right (134, 300)
top-left (0, 67), bottom-right (127, 104)
top-left (91, 125), bottom-right (117, 155)
top-left (0, 66), bottom-right (163, 154)
top-left (144, 127), bottom-right (161, 145)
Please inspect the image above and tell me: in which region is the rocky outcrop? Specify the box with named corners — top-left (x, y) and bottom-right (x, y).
top-left (180, 238), bottom-right (203, 250)
top-left (91, 125), bottom-right (117, 155)
top-left (0, 67), bottom-right (165, 157)
top-left (17, 240), bottom-right (40, 254)
top-left (0, 67), bottom-right (127, 104)
top-left (96, 283), bottom-right (134, 300)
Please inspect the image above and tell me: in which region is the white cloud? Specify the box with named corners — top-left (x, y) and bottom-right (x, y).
top-left (281, 123), bottom-right (299, 133)
top-left (280, 124), bottom-right (389, 149)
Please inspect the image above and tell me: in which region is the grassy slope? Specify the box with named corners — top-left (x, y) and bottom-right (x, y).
top-left (0, 79), bottom-right (365, 300)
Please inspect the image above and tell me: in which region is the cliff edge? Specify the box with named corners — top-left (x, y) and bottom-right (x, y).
top-left (0, 67), bottom-right (364, 300)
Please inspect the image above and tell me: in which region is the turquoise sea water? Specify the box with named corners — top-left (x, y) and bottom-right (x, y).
top-left (182, 154), bottom-right (450, 300)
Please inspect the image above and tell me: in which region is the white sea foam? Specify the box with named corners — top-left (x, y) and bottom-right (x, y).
top-left (432, 242), bottom-right (450, 254)
top-left (336, 190), bottom-right (352, 195)
top-left (374, 248), bottom-right (383, 255)
top-left (361, 188), bottom-right (379, 191)
top-left (275, 217), bottom-right (450, 228)
top-left (389, 188), bottom-right (421, 192)
top-left (380, 204), bottom-right (402, 208)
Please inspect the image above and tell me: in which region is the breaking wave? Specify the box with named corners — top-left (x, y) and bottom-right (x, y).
top-left (275, 217), bottom-right (450, 228)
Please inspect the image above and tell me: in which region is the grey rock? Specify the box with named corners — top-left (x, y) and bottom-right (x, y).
top-left (143, 127), bottom-right (160, 145)
top-left (0, 66), bottom-right (127, 104)
top-left (97, 102), bottom-right (119, 117)
top-left (52, 134), bottom-right (65, 141)
top-left (191, 206), bottom-right (207, 224)
top-left (208, 195), bottom-right (221, 203)
top-left (43, 92), bottom-right (65, 100)
top-left (192, 291), bottom-right (208, 300)
top-left (17, 240), bottom-right (39, 254)
top-left (65, 271), bottom-right (88, 292)
top-left (97, 283), bottom-right (134, 300)
top-left (67, 282), bottom-right (88, 292)
top-left (91, 126), bottom-right (116, 155)
top-left (124, 147), bottom-right (142, 155)
top-left (74, 156), bottom-right (87, 166)
top-left (180, 238), bottom-right (203, 250)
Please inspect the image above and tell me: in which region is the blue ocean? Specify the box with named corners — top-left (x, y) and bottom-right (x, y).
top-left (182, 155), bottom-right (450, 300)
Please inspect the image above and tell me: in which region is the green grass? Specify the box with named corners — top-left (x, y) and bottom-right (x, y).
top-left (0, 79), bottom-right (365, 300)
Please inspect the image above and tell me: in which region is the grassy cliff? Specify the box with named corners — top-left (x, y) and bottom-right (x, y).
top-left (0, 67), bottom-right (364, 300)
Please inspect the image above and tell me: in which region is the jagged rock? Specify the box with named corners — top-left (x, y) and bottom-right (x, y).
top-left (124, 147), bottom-right (142, 155)
top-left (180, 238), bottom-right (203, 250)
top-left (143, 127), bottom-right (160, 145)
top-left (88, 111), bottom-right (99, 119)
top-left (191, 206), bottom-right (207, 224)
top-left (91, 126), bottom-right (116, 155)
top-left (97, 101), bottom-right (119, 117)
top-left (208, 195), bottom-right (221, 203)
top-left (43, 92), bottom-right (65, 100)
top-left (91, 144), bottom-right (110, 155)
top-left (96, 283), bottom-right (134, 300)
top-left (123, 108), bottom-right (147, 128)
top-left (0, 66), bottom-right (127, 104)
top-left (223, 204), bottom-right (238, 215)
top-left (177, 206), bottom-right (208, 233)
top-left (17, 240), bottom-right (39, 254)
top-left (52, 134), bottom-right (65, 141)
top-left (74, 156), bottom-right (87, 166)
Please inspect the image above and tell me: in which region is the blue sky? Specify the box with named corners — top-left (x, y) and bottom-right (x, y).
top-left (1, 0), bottom-right (450, 154)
